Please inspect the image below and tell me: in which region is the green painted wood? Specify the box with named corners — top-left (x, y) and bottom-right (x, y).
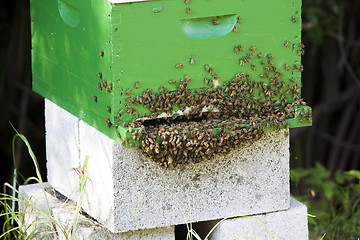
top-left (31, 0), bottom-right (311, 147)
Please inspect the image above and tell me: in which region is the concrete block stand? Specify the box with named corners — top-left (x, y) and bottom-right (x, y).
top-left (45, 99), bottom-right (291, 233)
top-left (18, 183), bottom-right (175, 240)
top-left (209, 197), bottom-right (309, 240)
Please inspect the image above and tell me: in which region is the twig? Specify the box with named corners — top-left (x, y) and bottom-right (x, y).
top-left (339, 112), bottom-right (360, 170)
top-left (338, 2), bottom-right (360, 88)
top-left (328, 101), bottom-right (355, 171)
top-left (290, 86), bottom-right (358, 140)
top-left (312, 127), bottom-right (360, 153)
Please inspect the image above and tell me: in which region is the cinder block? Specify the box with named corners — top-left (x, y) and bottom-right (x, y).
top-left (209, 197), bottom-right (309, 240)
top-left (45, 100), bottom-right (80, 196)
top-left (18, 183), bottom-right (175, 240)
top-left (45, 99), bottom-right (290, 233)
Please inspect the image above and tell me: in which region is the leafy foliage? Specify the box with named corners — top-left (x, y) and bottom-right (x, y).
top-left (291, 162), bottom-right (360, 239)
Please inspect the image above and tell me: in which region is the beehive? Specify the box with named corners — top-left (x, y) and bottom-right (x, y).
top-left (31, 0), bottom-right (311, 152)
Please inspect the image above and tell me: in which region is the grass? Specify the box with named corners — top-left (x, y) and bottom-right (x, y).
top-left (0, 127), bottom-right (92, 239)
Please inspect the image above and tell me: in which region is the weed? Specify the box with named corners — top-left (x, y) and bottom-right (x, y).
top-left (0, 128), bottom-right (91, 239)
top-left (291, 162), bottom-right (360, 239)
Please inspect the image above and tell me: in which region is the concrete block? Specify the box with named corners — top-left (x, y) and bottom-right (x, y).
top-left (209, 198), bottom-right (309, 240)
top-left (45, 100), bottom-right (80, 197)
top-left (18, 183), bottom-right (175, 240)
top-left (45, 99), bottom-right (290, 233)
top-left (18, 183), bottom-right (56, 240)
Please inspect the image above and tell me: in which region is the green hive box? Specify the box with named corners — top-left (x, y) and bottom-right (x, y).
top-left (31, 0), bottom-right (311, 147)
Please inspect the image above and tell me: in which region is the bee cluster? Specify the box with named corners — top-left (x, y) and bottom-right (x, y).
top-left (119, 68), bottom-right (310, 168)
top-left (137, 116), bottom-right (265, 168)
top-left (93, 23), bottom-right (309, 168)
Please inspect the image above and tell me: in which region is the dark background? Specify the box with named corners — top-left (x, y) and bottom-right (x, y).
top-left (0, 0), bottom-right (360, 237)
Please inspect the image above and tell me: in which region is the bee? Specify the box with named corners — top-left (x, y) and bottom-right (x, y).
top-left (187, 8), bottom-right (191, 15)
top-left (209, 68), bottom-right (214, 74)
top-left (126, 97), bottom-right (134, 103)
top-left (205, 64), bottom-right (210, 72)
top-left (248, 53), bottom-right (253, 59)
top-left (284, 41), bottom-right (290, 47)
top-left (102, 79), bottom-right (107, 88)
top-left (213, 75), bottom-right (219, 80)
top-left (290, 79), bottom-right (296, 83)
top-left (93, 96), bottom-right (97, 102)
top-left (285, 64), bottom-right (289, 71)
top-left (299, 118), bottom-right (305, 123)
top-left (212, 19), bottom-right (219, 25)
top-left (294, 64), bottom-right (301, 70)
top-left (268, 60), bottom-right (274, 65)
top-left (121, 122), bottom-right (128, 127)
top-left (167, 156), bottom-right (173, 165)
top-left (154, 147), bottom-right (160, 154)
top-left (184, 75), bottom-right (191, 81)
top-left (299, 42), bottom-right (305, 49)
top-left (251, 65), bottom-right (256, 71)
top-left (116, 132), bottom-right (121, 138)
top-left (114, 116), bottom-right (120, 122)
top-left (190, 57), bottom-right (195, 64)
top-left (236, 16), bottom-right (242, 23)
top-left (105, 117), bottom-right (112, 128)
top-left (261, 61), bottom-right (266, 65)
top-left (125, 103), bottom-right (131, 109)
top-left (250, 46), bottom-right (256, 51)
top-left (240, 59), bottom-right (245, 66)
top-left (135, 82), bottom-right (140, 89)
top-left (267, 54), bottom-right (273, 59)
top-left (204, 78), bottom-right (209, 85)
top-left (119, 109), bottom-right (124, 116)
top-left (235, 46), bottom-right (239, 54)
top-left (298, 49), bottom-right (304, 56)
top-left (97, 83), bottom-right (102, 91)
top-left (292, 16), bottom-right (296, 23)
top-left (233, 26), bottom-right (237, 32)
top-left (185, 0), bottom-right (190, 4)
top-left (176, 63), bottom-right (183, 69)
top-left (264, 67), bottom-right (270, 71)
top-left (113, 124), bottom-right (119, 129)
top-left (106, 83), bottom-right (112, 92)
top-left (257, 53), bottom-right (264, 58)
top-left (99, 51), bottom-right (104, 57)
top-left (98, 72), bottom-right (102, 79)
top-left (244, 57), bottom-right (249, 63)
top-left (304, 108), bottom-right (309, 115)
top-left (238, 45), bottom-right (244, 52)
top-left (107, 106), bottom-right (111, 113)
top-left (169, 80), bottom-right (176, 84)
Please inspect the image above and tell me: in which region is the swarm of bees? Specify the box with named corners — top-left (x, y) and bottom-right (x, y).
top-left (114, 65), bottom-right (310, 168)
top-left (138, 117), bottom-right (265, 168)
top-left (93, 20), bottom-right (309, 169)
